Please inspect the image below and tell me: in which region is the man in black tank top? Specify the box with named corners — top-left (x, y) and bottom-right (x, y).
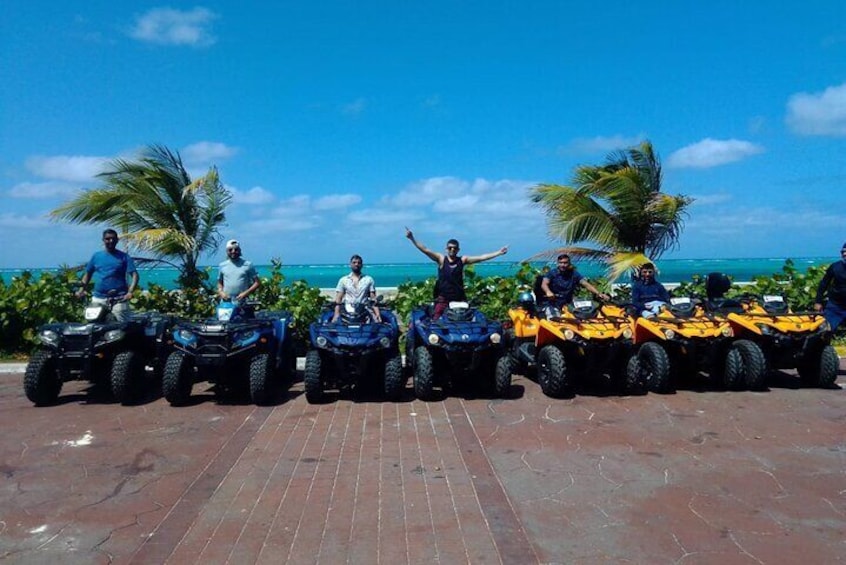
top-left (405, 227), bottom-right (508, 319)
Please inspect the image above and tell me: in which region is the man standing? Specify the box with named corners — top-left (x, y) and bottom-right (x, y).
top-left (814, 242), bottom-right (846, 331)
top-left (541, 253), bottom-right (608, 308)
top-left (405, 227), bottom-right (508, 319)
top-left (217, 239), bottom-right (260, 303)
top-left (332, 255), bottom-right (381, 323)
top-left (77, 228), bottom-right (139, 322)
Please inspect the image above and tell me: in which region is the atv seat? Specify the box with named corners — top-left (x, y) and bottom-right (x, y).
top-left (668, 298), bottom-right (697, 318)
top-left (706, 298), bottom-right (745, 315)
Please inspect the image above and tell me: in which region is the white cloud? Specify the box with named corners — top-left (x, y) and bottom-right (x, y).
top-left (129, 7), bottom-right (218, 47)
top-left (230, 186), bottom-right (274, 205)
top-left (785, 82), bottom-right (846, 136)
top-left (8, 181), bottom-right (80, 199)
top-left (182, 141), bottom-right (237, 166)
top-left (559, 134), bottom-right (646, 155)
top-left (25, 155), bottom-right (109, 182)
top-left (0, 212), bottom-right (51, 229)
top-left (667, 138), bottom-right (764, 169)
top-left (313, 194), bottom-right (362, 210)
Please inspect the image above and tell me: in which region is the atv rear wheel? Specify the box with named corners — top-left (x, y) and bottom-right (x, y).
top-left (163, 351), bottom-right (193, 406)
top-left (24, 349), bottom-right (61, 406)
top-left (383, 354), bottom-right (405, 401)
top-left (111, 350), bottom-right (144, 405)
top-left (733, 339), bottom-right (767, 390)
top-left (494, 354), bottom-right (513, 398)
top-left (638, 342), bottom-right (671, 393)
top-left (799, 345), bottom-right (839, 388)
top-left (304, 350), bottom-right (324, 403)
top-left (537, 345), bottom-right (568, 398)
top-left (623, 355), bottom-right (647, 395)
top-left (722, 347), bottom-right (744, 390)
top-left (412, 347), bottom-right (435, 400)
top-left (249, 353), bottom-right (274, 405)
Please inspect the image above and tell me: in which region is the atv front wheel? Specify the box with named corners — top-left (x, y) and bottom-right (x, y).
top-left (24, 349), bottom-right (61, 406)
top-left (383, 354), bottom-right (405, 401)
top-left (537, 345), bottom-right (568, 398)
top-left (412, 347), bottom-right (435, 400)
top-left (733, 339), bottom-right (767, 390)
top-left (799, 345), bottom-right (839, 388)
top-left (163, 351), bottom-right (193, 406)
top-left (494, 354), bottom-right (513, 398)
top-left (249, 353), bottom-right (274, 405)
top-left (304, 350), bottom-right (324, 403)
top-left (638, 342), bottom-right (671, 393)
top-left (111, 350), bottom-right (144, 405)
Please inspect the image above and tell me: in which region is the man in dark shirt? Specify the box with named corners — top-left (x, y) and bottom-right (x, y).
top-left (631, 262), bottom-right (670, 318)
top-left (540, 254), bottom-right (608, 308)
top-left (814, 243), bottom-right (846, 331)
top-left (405, 227), bottom-right (507, 319)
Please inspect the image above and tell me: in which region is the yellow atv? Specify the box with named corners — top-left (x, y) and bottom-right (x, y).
top-left (704, 273), bottom-right (837, 388)
top-left (632, 294), bottom-right (766, 391)
top-left (505, 291), bottom-right (645, 397)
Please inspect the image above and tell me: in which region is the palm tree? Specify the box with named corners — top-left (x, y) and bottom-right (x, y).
top-left (51, 144), bottom-right (232, 289)
top-left (531, 140), bottom-right (693, 280)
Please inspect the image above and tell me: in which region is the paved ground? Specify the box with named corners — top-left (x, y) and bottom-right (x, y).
top-left (0, 362), bottom-right (844, 565)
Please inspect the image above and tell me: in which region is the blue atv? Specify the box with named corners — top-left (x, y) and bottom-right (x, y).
top-left (406, 301), bottom-right (509, 400)
top-left (304, 298), bottom-right (404, 402)
top-left (163, 300), bottom-right (295, 406)
top-left (24, 288), bottom-right (173, 406)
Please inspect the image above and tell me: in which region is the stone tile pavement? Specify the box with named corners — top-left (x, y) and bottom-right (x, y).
top-left (0, 361), bottom-right (844, 564)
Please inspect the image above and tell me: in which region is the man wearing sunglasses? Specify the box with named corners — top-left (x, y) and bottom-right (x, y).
top-left (405, 227), bottom-right (507, 319)
top-left (217, 239), bottom-right (260, 304)
top-left (814, 242), bottom-right (846, 331)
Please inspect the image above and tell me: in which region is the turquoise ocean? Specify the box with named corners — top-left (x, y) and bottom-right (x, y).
top-left (0, 257), bottom-right (832, 290)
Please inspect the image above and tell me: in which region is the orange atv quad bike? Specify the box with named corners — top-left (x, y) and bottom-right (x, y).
top-left (632, 292), bottom-right (766, 392)
top-left (505, 291), bottom-right (648, 397)
top-left (704, 273), bottom-right (838, 388)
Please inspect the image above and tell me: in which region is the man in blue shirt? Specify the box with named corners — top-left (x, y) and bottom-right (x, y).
top-left (217, 239), bottom-right (260, 303)
top-left (814, 242), bottom-right (846, 331)
top-left (540, 254), bottom-right (608, 308)
top-left (78, 229), bottom-right (139, 322)
top-left (631, 262), bottom-right (670, 318)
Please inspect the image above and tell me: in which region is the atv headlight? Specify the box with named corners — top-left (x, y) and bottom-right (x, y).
top-left (39, 329), bottom-right (59, 344)
top-left (490, 333), bottom-right (501, 344)
top-left (379, 336), bottom-right (391, 348)
top-left (622, 328), bottom-right (633, 340)
top-left (316, 336), bottom-right (328, 348)
top-left (428, 333), bottom-right (440, 345)
top-left (563, 329), bottom-right (575, 340)
top-left (663, 329), bottom-right (675, 340)
top-left (755, 323), bottom-right (773, 336)
top-left (721, 326), bottom-right (734, 337)
top-left (103, 329), bottom-right (125, 343)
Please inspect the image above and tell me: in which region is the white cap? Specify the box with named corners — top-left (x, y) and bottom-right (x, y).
top-left (226, 239), bottom-right (240, 250)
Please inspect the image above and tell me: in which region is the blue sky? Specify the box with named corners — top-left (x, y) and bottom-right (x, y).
top-left (2, 1), bottom-right (845, 269)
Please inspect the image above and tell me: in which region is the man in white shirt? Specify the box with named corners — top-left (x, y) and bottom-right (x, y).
top-left (332, 255), bottom-right (381, 323)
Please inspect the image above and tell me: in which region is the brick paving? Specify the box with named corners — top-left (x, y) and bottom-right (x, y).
top-left (0, 362), bottom-right (844, 564)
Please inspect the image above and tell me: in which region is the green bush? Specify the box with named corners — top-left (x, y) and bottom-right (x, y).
top-left (2, 259), bottom-right (842, 357)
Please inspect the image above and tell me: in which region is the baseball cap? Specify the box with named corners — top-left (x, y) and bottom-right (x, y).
top-left (226, 239), bottom-right (240, 250)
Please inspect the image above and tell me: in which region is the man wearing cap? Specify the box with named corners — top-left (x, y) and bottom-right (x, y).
top-left (814, 242), bottom-right (846, 331)
top-left (217, 239), bottom-right (260, 304)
